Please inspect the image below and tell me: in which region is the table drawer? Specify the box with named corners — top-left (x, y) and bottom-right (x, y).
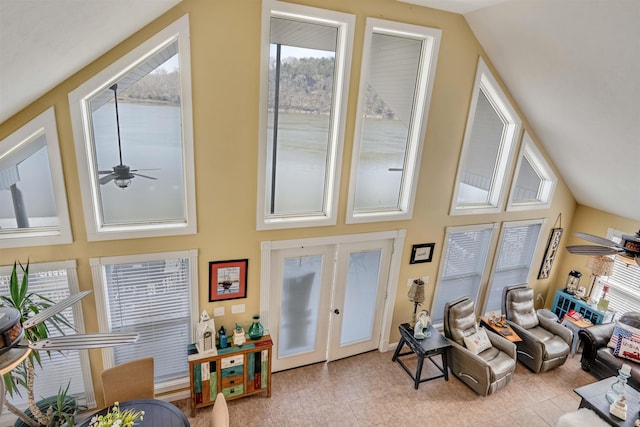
top-left (221, 355), bottom-right (244, 369)
top-left (221, 365), bottom-right (244, 378)
top-left (221, 375), bottom-right (243, 389)
top-left (222, 384), bottom-right (244, 399)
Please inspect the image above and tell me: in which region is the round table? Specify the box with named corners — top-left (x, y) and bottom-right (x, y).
top-left (75, 399), bottom-right (190, 427)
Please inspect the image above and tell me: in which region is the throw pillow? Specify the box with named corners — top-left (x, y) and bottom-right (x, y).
top-left (608, 322), bottom-right (640, 349)
top-left (614, 336), bottom-right (640, 363)
top-left (464, 327), bottom-right (492, 355)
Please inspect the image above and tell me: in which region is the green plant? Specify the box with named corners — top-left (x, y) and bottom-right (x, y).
top-left (1, 261), bottom-right (74, 427)
top-left (40, 383), bottom-right (85, 427)
top-left (88, 401), bottom-right (144, 427)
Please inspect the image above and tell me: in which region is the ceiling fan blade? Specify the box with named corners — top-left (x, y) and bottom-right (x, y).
top-left (132, 172), bottom-right (157, 180)
top-left (99, 173), bottom-right (117, 185)
top-left (98, 170), bottom-right (114, 174)
top-left (28, 333), bottom-right (139, 351)
top-left (574, 232), bottom-right (620, 248)
top-left (130, 168), bottom-right (160, 172)
top-left (566, 245), bottom-right (621, 255)
top-left (23, 290), bottom-right (92, 330)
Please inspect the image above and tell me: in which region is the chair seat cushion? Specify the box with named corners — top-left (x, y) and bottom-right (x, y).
top-left (478, 347), bottom-right (515, 381)
top-left (529, 326), bottom-right (569, 358)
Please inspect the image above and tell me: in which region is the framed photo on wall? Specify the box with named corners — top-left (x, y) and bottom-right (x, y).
top-left (410, 243), bottom-right (435, 264)
top-left (209, 259), bottom-right (248, 301)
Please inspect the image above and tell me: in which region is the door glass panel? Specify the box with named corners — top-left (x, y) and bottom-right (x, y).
top-left (279, 255), bottom-right (323, 357)
top-left (340, 249), bottom-right (382, 346)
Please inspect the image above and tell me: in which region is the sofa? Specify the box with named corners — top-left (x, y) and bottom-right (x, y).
top-left (579, 312), bottom-right (640, 389)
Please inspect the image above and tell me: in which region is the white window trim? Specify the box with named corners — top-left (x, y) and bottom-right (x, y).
top-left (346, 19), bottom-right (441, 224)
top-left (90, 249), bottom-right (199, 394)
top-left (0, 107), bottom-right (72, 248)
top-left (256, 0), bottom-right (355, 230)
top-left (68, 15), bottom-right (196, 241)
top-left (450, 57), bottom-right (522, 216)
top-left (480, 218), bottom-right (545, 314)
top-left (431, 223), bottom-right (499, 326)
top-left (507, 132), bottom-right (557, 211)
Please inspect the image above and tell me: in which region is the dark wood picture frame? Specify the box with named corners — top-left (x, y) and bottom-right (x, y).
top-left (410, 243), bottom-right (435, 264)
top-left (209, 259), bottom-right (248, 301)
top-left (537, 228), bottom-right (563, 279)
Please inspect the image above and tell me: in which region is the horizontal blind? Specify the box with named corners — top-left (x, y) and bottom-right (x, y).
top-left (101, 256), bottom-right (192, 384)
top-left (0, 261), bottom-right (88, 407)
top-left (432, 226), bottom-right (494, 324)
top-left (485, 222), bottom-right (542, 313)
top-left (600, 257), bottom-right (640, 321)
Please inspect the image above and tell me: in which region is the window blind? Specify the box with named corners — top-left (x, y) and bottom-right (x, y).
top-left (431, 225), bottom-right (495, 324)
top-left (484, 222), bottom-right (542, 313)
top-left (599, 257), bottom-right (640, 320)
top-left (0, 260), bottom-right (93, 408)
top-left (95, 252), bottom-right (195, 386)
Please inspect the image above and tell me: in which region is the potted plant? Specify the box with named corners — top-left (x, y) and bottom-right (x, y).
top-left (1, 261), bottom-right (78, 427)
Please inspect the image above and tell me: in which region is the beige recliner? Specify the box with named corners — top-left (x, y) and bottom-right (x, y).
top-left (443, 296), bottom-right (516, 396)
top-left (502, 284), bottom-right (572, 373)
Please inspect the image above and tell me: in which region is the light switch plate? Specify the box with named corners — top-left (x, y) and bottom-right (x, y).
top-left (213, 307), bottom-right (224, 317)
top-left (231, 304), bottom-right (245, 314)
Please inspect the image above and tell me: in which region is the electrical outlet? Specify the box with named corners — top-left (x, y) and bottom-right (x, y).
top-left (213, 307), bottom-right (224, 317)
top-left (422, 276), bottom-right (429, 284)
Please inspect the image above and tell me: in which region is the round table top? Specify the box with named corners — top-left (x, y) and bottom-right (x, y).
top-left (75, 398), bottom-right (190, 427)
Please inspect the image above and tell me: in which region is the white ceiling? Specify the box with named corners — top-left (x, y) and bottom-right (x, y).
top-left (1, 0), bottom-right (638, 222)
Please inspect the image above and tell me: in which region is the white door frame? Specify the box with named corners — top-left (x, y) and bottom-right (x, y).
top-left (260, 229), bottom-right (405, 363)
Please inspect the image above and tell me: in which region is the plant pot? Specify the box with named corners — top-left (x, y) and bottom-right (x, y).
top-left (14, 396), bottom-right (77, 427)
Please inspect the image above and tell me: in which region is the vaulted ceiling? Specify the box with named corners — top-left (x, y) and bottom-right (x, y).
top-left (1, 0), bottom-right (638, 222)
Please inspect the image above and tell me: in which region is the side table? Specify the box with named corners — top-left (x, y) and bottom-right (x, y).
top-left (479, 316), bottom-right (522, 343)
top-left (561, 316), bottom-right (593, 357)
top-left (392, 323), bottom-right (452, 389)
top-left (574, 376), bottom-right (640, 426)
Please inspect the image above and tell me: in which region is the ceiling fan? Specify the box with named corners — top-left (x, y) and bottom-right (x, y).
top-left (98, 84), bottom-right (157, 189)
top-left (566, 229), bottom-right (640, 266)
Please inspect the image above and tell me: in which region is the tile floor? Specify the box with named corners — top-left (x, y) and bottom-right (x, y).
top-left (173, 348), bottom-right (598, 427)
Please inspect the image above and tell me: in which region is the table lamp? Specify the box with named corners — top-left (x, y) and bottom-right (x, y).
top-left (407, 278), bottom-right (425, 326)
top-left (585, 255), bottom-right (614, 300)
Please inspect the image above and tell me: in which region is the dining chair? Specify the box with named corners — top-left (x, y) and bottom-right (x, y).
top-left (101, 357), bottom-right (154, 406)
top-left (210, 392), bottom-right (229, 427)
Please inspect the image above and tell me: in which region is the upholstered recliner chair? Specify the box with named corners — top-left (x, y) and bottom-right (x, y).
top-left (502, 284), bottom-right (572, 373)
top-left (444, 296), bottom-right (517, 396)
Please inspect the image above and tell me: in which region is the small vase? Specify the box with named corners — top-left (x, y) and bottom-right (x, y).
top-left (248, 314), bottom-right (264, 340)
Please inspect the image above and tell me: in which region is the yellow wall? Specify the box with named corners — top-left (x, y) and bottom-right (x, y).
top-left (550, 205), bottom-right (639, 301)
top-left (0, 0), bottom-right (594, 402)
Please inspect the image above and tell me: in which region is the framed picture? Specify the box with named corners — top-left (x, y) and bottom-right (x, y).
top-left (209, 259), bottom-right (248, 301)
top-left (537, 228), bottom-right (563, 279)
top-left (410, 243), bottom-right (435, 264)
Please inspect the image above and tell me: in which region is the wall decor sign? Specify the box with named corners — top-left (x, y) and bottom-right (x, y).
top-left (538, 228), bottom-right (563, 279)
top-left (209, 259), bottom-right (248, 301)
top-left (410, 243), bottom-right (435, 264)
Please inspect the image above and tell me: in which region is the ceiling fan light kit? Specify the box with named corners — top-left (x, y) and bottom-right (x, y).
top-left (97, 83), bottom-right (157, 189)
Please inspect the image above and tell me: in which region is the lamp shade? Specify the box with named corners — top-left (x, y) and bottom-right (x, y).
top-left (586, 255), bottom-right (614, 277)
top-left (408, 279), bottom-right (425, 304)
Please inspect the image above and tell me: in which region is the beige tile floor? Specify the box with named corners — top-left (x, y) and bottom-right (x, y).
top-left (173, 348), bottom-right (599, 427)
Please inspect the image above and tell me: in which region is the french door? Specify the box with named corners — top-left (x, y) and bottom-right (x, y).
top-left (269, 238), bottom-right (393, 371)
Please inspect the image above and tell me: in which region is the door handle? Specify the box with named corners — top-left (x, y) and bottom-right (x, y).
top-left (334, 309), bottom-right (340, 315)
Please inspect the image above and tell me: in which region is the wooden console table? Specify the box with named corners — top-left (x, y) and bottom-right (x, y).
top-left (188, 335), bottom-right (272, 416)
top-left (479, 316), bottom-right (522, 342)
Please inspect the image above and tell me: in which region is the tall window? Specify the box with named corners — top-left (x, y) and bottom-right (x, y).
top-left (91, 250), bottom-right (198, 392)
top-left (507, 133), bottom-right (556, 211)
top-left (346, 19), bottom-right (441, 223)
top-left (0, 261), bottom-right (95, 408)
top-left (451, 58), bottom-right (521, 215)
top-left (0, 108), bottom-right (72, 248)
top-left (431, 224), bottom-right (497, 325)
top-left (483, 220), bottom-right (543, 313)
top-left (69, 15), bottom-right (196, 241)
top-left (257, 0), bottom-right (354, 229)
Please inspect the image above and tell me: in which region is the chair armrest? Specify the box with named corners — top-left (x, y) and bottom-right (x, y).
top-left (538, 314), bottom-right (573, 345)
top-left (486, 330), bottom-right (517, 359)
top-left (579, 322), bottom-right (616, 371)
